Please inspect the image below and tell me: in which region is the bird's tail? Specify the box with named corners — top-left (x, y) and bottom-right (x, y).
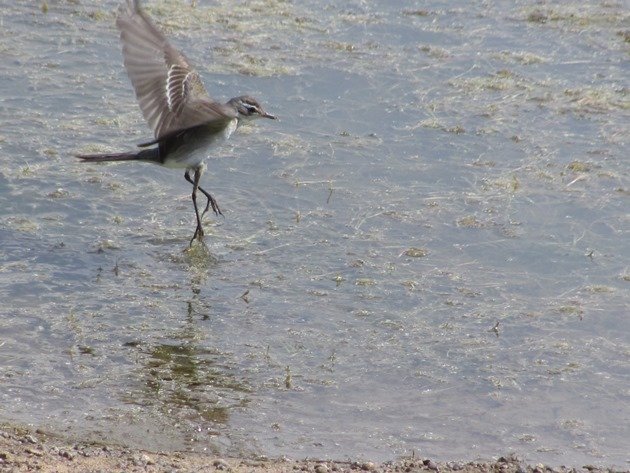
top-left (76, 148), bottom-right (160, 163)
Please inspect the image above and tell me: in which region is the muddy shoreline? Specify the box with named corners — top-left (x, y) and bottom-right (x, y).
top-left (0, 424), bottom-right (624, 473)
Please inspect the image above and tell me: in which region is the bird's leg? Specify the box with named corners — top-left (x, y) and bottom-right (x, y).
top-left (186, 168), bottom-right (205, 245)
top-left (184, 170), bottom-right (222, 217)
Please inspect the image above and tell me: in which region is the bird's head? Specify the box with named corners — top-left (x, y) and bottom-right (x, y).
top-left (229, 95), bottom-right (276, 121)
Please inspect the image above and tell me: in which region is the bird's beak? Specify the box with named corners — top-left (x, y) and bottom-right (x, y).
top-left (263, 111), bottom-right (277, 120)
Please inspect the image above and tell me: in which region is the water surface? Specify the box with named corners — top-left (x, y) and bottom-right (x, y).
top-left (0, 0), bottom-right (628, 468)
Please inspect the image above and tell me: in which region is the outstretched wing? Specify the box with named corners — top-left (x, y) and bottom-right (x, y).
top-left (116, 0), bottom-right (236, 139)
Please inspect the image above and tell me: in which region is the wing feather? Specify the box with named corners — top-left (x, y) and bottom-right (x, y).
top-left (116, 0), bottom-right (236, 139)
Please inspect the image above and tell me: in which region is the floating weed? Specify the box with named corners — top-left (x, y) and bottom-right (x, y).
top-left (401, 280), bottom-right (418, 291)
top-left (284, 366), bottom-right (292, 389)
top-left (47, 188), bottom-right (69, 199)
top-left (94, 116), bottom-right (125, 128)
top-left (557, 304), bottom-right (583, 316)
top-left (324, 41), bottom-right (357, 53)
top-left (76, 143), bottom-right (113, 156)
top-left (449, 70), bottom-right (531, 93)
top-left (105, 181), bottom-right (123, 192)
top-left (471, 159), bottom-right (496, 168)
top-left (77, 345), bottom-right (95, 356)
top-left (85, 9), bottom-right (110, 22)
top-left (546, 364), bottom-right (579, 376)
top-left (448, 125), bottom-right (465, 134)
top-left (403, 248), bottom-right (429, 258)
top-left (233, 54), bottom-right (293, 77)
top-left (459, 288), bottom-right (483, 298)
top-left (550, 10), bottom-right (628, 28)
top-left (19, 164), bottom-right (36, 177)
top-left (42, 148), bottom-right (58, 157)
top-left (402, 9), bottom-right (431, 17)
top-left (4, 217), bottom-right (38, 233)
top-left (535, 170), bottom-right (556, 181)
top-left (617, 30), bottom-right (630, 43)
top-left (492, 50), bottom-right (547, 65)
top-left (566, 161), bottom-right (591, 173)
top-left (583, 285), bottom-right (614, 294)
top-left (332, 132), bottom-right (383, 149)
top-left (144, 0), bottom-right (298, 76)
top-left (352, 310), bottom-right (370, 319)
top-left (457, 215), bottom-right (483, 228)
top-left (91, 239), bottom-right (120, 253)
top-left (524, 5), bottom-right (629, 28)
top-left (355, 278), bottom-right (376, 287)
top-left (418, 45), bottom-right (450, 59)
top-left (271, 134), bottom-right (313, 158)
top-left (417, 118), bottom-right (465, 135)
top-left (486, 175), bottom-right (521, 193)
top-left (526, 10), bottom-right (548, 24)
top-left (563, 86), bottom-right (630, 113)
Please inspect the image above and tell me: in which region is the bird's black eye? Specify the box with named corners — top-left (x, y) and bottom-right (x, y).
top-left (244, 104), bottom-right (257, 114)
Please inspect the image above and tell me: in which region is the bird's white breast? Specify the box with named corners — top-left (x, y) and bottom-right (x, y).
top-left (163, 118), bottom-right (239, 169)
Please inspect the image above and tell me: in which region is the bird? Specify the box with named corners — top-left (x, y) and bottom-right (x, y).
top-left (76, 0), bottom-right (276, 246)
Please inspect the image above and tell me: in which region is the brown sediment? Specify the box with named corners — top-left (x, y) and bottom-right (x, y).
top-left (0, 424), bottom-right (624, 473)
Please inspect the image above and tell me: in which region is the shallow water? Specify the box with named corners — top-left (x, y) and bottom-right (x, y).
top-left (0, 0), bottom-right (628, 468)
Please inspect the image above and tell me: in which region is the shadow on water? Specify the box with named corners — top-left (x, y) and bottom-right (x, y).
top-left (125, 246), bottom-right (249, 426)
top-left (127, 320), bottom-right (252, 419)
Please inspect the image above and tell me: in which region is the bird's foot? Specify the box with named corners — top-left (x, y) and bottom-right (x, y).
top-left (201, 193), bottom-right (223, 219)
top-left (189, 225), bottom-right (205, 247)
